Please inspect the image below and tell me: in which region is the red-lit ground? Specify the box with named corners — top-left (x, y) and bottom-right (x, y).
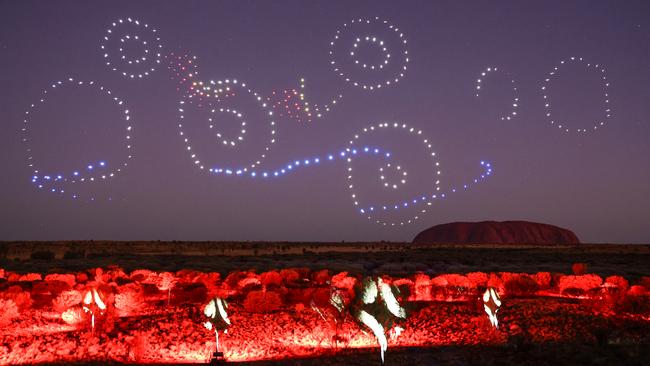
top-left (0, 243), bottom-right (649, 365)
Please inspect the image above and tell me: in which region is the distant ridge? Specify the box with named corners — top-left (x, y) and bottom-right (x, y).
top-left (412, 221), bottom-right (580, 245)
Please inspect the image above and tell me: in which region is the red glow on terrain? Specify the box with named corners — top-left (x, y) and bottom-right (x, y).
top-left (0, 267), bottom-right (648, 364)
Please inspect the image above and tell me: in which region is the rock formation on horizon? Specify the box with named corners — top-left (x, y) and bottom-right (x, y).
top-left (412, 221), bottom-right (580, 245)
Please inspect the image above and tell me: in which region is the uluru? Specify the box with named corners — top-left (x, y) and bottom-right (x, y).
top-left (412, 221), bottom-right (580, 245)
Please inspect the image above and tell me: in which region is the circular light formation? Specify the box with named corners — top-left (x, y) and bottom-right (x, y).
top-left (101, 17), bottom-right (162, 79)
top-left (541, 56), bottom-right (612, 133)
top-left (346, 122), bottom-right (440, 226)
top-left (177, 79), bottom-right (276, 172)
top-left (330, 17), bottom-right (409, 91)
top-left (21, 77), bottom-right (134, 200)
top-left (379, 163), bottom-right (407, 189)
top-left (209, 107), bottom-right (246, 147)
top-left (475, 66), bottom-right (519, 121)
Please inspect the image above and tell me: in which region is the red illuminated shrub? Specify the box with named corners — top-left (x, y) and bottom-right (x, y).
top-left (243, 290), bottom-right (283, 313)
top-left (1, 285), bottom-right (33, 311)
top-left (52, 289), bottom-right (83, 313)
top-left (279, 269), bottom-right (300, 284)
top-left (559, 274), bottom-right (603, 295)
top-left (45, 273), bottom-right (76, 288)
top-left (260, 271), bottom-right (283, 288)
top-left (604, 276), bottom-right (629, 292)
top-left (130, 269), bottom-right (156, 283)
top-left (76, 272), bottom-right (89, 284)
top-left (18, 273), bottom-right (42, 282)
top-left (534, 272), bottom-right (552, 289)
top-left (572, 263), bottom-right (588, 275)
top-left (0, 299), bottom-right (19, 326)
top-left (313, 269), bottom-right (331, 285)
top-left (487, 273), bottom-right (503, 291)
top-left (467, 272), bottom-right (489, 288)
top-left (114, 284), bottom-right (145, 317)
top-left (503, 274), bottom-right (539, 297)
top-left (628, 285), bottom-right (647, 296)
top-left (331, 272), bottom-right (357, 291)
top-left (413, 273), bottom-right (431, 301)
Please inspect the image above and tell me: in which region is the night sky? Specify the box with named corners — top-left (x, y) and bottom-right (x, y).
top-left (0, 0), bottom-right (649, 243)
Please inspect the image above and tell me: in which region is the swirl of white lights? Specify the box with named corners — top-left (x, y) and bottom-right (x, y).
top-left (21, 78), bottom-right (134, 200)
top-left (345, 122), bottom-right (492, 226)
top-left (330, 17), bottom-right (409, 91)
top-left (101, 17), bottom-right (162, 79)
top-left (177, 79), bottom-right (276, 172)
top-left (475, 66), bottom-right (519, 121)
top-left (541, 56), bottom-right (612, 133)
top-left (209, 107), bottom-right (247, 147)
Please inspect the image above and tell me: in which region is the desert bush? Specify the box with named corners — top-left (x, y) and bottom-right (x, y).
top-left (431, 274), bottom-right (471, 288)
top-left (243, 290), bottom-right (282, 313)
top-left (559, 274), bottom-right (602, 295)
top-left (1, 285), bottom-right (33, 310)
top-left (533, 272), bottom-right (552, 289)
top-left (114, 284), bottom-right (145, 317)
top-left (604, 275), bottom-right (629, 292)
top-left (313, 269), bottom-right (331, 285)
top-left (413, 273), bottom-right (431, 301)
top-left (260, 271), bottom-right (283, 288)
top-left (467, 272), bottom-right (489, 288)
top-left (572, 263), bottom-right (588, 275)
top-left (45, 273), bottom-right (76, 288)
top-left (331, 272), bottom-right (357, 291)
top-left (628, 285), bottom-right (647, 296)
top-left (279, 269), bottom-right (300, 284)
top-left (130, 269), bottom-right (156, 283)
top-left (52, 289), bottom-right (83, 313)
top-left (487, 273), bottom-right (503, 290)
top-left (18, 273), bottom-right (42, 282)
top-left (0, 299), bottom-right (19, 326)
top-left (504, 274), bottom-right (539, 297)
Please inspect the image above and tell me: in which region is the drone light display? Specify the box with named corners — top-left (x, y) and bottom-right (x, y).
top-left (330, 17), bottom-right (409, 91)
top-left (101, 17), bottom-right (162, 79)
top-left (475, 66), bottom-right (519, 121)
top-left (22, 14), bottom-right (620, 224)
top-left (22, 78), bottom-right (134, 201)
top-left (541, 56), bottom-right (612, 133)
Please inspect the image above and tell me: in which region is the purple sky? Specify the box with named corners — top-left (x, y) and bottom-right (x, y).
top-left (1, 0), bottom-right (649, 243)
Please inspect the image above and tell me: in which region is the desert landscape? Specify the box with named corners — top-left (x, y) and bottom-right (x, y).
top-left (1, 241), bottom-right (649, 365)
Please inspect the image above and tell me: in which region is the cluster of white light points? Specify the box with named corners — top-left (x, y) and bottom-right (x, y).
top-left (208, 107), bottom-right (246, 147)
top-left (22, 78), bottom-right (133, 200)
top-left (379, 163), bottom-right (406, 189)
top-left (475, 66), bottom-right (519, 121)
top-left (346, 122), bottom-right (493, 226)
top-left (330, 17), bottom-right (409, 91)
top-left (541, 56), bottom-right (611, 133)
top-left (101, 17), bottom-right (162, 79)
top-left (177, 79), bottom-right (276, 172)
